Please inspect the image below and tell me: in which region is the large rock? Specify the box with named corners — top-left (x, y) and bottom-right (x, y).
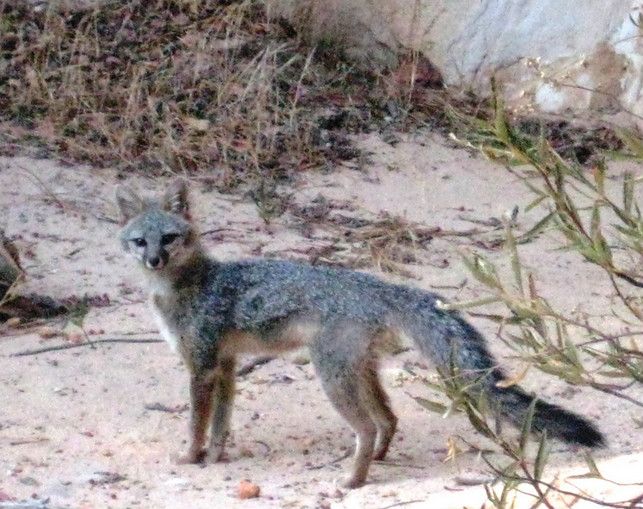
top-left (269, 0), bottom-right (643, 125)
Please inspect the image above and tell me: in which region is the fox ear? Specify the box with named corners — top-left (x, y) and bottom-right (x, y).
top-left (115, 185), bottom-right (144, 225)
top-left (162, 178), bottom-right (191, 219)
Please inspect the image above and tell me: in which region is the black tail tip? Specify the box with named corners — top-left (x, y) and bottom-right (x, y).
top-left (565, 421), bottom-right (605, 448)
top-left (531, 398), bottom-right (606, 448)
top-left (555, 412), bottom-right (605, 448)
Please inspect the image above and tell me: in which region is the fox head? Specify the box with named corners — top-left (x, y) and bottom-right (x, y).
top-left (116, 179), bottom-right (199, 272)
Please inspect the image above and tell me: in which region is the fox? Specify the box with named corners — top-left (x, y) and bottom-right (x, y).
top-left (116, 179), bottom-right (604, 488)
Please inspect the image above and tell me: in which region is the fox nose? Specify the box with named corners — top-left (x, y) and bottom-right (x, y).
top-left (147, 256), bottom-right (163, 269)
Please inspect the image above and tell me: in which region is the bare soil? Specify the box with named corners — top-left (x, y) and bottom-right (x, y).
top-left (0, 133), bottom-right (641, 509)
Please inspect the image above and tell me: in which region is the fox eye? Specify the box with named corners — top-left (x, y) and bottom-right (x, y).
top-left (161, 233), bottom-right (180, 245)
top-left (132, 238), bottom-right (147, 247)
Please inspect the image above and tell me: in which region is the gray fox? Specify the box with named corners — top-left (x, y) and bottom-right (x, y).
top-left (116, 179), bottom-right (604, 488)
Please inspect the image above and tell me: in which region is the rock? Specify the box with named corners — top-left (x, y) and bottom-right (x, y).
top-left (237, 480), bottom-right (261, 499)
top-left (64, 325), bottom-right (85, 344)
top-left (268, 0), bottom-right (643, 125)
top-left (5, 317), bottom-right (21, 327)
top-left (0, 230), bottom-right (23, 302)
top-left (38, 326), bottom-right (59, 339)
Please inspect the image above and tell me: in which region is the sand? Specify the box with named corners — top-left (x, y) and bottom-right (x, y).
top-left (0, 132), bottom-right (641, 508)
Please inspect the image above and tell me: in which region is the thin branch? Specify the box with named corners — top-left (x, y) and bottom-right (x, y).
top-left (588, 383), bottom-right (643, 408)
top-left (609, 274), bottom-right (642, 320)
top-left (236, 356), bottom-right (274, 376)
top-left (498, 472), bottom-right (643, 509)
top-left (378, 500), bottom-right (425, 509)
top-left (306, 450), bottom-right (352, 470)
top-left (9, 338), bottom-right (162, 357)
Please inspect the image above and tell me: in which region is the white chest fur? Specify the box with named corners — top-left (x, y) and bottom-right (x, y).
top-left (150, 294), bottom-right (181, 352)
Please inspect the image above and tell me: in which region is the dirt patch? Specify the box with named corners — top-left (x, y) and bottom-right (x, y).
top-left (0, 134), bottom-right (641, 508)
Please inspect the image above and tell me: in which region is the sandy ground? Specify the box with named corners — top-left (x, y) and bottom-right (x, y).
top-left (0, 133), bottom-right (642, 509)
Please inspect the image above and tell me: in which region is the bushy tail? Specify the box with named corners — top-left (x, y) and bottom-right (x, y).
top-left (404, 296), bottom-right (605, 447)
top-left (489, 381), bottom-right (604, 447)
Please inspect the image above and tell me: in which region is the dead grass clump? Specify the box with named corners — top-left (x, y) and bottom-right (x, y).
top-left (0, 0), bottom-right (627, 189)
top-left (0, 0), bottom-right (382, 185)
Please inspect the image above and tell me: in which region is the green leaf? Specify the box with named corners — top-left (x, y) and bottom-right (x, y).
top-left (568, 452), bottom-right (604, 479)
top-left (583, 452), bottom-right (603, 478)
top-left (461, 253), bottom-right (502, 289)
top-left (437, 296), bottom-right (501, 311)
top-left (517, 211), bottom-right (555, 244)
top-left (519, 397), bottom-right (538, 452)
top-left (68, 300), bottom-right (89, 328)
top-left (623, 172), bottom-right (634, 217)
top-left (492, 80), bottom-right (510, 145)
top-left (616, 128), bottom-right (643, 159)
top-left (563, 336), bottom-right (583, 369)
top-left (463, 402), bottom-right (495, 439)
top-left (412, 396), bottom-right (448, 415)
top-left (504, 222), bottom-right (523, 295)
top-left (592, 161), bottom-right (606, 195)
top-left (590, 203), bottom-right (601, 243)
top-left (534, 431), bottom-right (550, 480)
top-left (524, 193), bottom-right (547, 213)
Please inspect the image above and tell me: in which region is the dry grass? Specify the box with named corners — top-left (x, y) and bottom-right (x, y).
top-left (0, 0), bottom-right (390, 186)
top-left (0, 0), bottom-right (628, 190)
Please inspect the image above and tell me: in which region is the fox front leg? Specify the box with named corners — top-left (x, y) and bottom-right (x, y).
top-left (207, 357), bottom-right (236, 462)
top-left (177, 371), bottom-right (215, 464)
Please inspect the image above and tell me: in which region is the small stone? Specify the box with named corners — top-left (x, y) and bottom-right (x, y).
top-left (291, 353), bottom-right (310, 365)
top-left (64, 329), bottom-right (84, 344)
top-left (6, 317), bottom-right (21, 327)
top-left (19, 477), bottom-right (39, 487)
top-left (38, 326), bottom-right (59, 339)
top-left (239, 447), bottom-right (254, 458)
top-left (237, 480), bottom-right (260, 499)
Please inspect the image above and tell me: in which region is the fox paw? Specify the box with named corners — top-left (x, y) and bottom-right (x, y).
top-left (206, 448), bottom-right (229, 463)
top-left (339, 475), bottom-right (366, 489)
top-left (176, 449), bottom-right (206, 465)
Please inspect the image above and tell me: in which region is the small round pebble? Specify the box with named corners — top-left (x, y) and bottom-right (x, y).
top-left (237, 480), bottom-right (260, 499)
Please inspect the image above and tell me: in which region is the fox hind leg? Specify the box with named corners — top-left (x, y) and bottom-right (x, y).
top-left (310, 325), bottom-right (378, 488)
top-left (361, 365), bottom-right (397, 461)
top-left (319, 370), bottom-right (377, 488)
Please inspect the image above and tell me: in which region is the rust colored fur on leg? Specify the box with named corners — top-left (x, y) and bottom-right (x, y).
top-left (207, 357), bottom-right (236, 462)
top-left (361, 366), bottom-right (397, 461)
top-left (179, 372), bottom-right (215, 464)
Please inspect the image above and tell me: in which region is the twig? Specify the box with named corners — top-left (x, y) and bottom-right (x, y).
top-left (110, 329), bottom-right (158, 336)
top-left (373, 460), bottom-right (426, 470)
top-left (236, 356), bottom-right (274, 376)
top-left (306, 450), bottom-right (352, 470)
top-left (609, 274), bottom-right (642, 319)
top-left (378, 501), bottom-right (425, 509)
top-left (20, 166), bottom-right (66, 209)
top-left (454, 475), bottom-right (495, 486)
top-left (253, 440), bottom-right (272, 456)
top-left (0, 502), bottom-right (62, 509)
top-left (9, 437), bottom-right (49, 446)
top-left (199, 227), bottom-right (235, 237)
top-left (500, 473), bottom-right (643, 509)
top-left (9, 338), bottom-right (162, 357)
top-left (481, 452), bottom-right (643, 509)
top-left (589, 382), bottom-right (643, 408)
top-left (144, 402), bottom-right (188, 413)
